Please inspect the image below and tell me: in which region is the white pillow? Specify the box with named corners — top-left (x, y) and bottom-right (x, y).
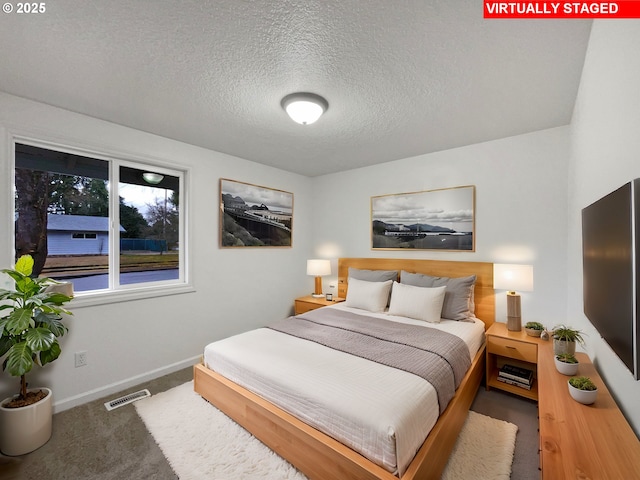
top-left (387, 281), bottom-right (446, 323)
top-left (344, 278), bottom-right (393, 313)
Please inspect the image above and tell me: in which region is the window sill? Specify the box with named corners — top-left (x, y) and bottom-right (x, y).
top-left (68, 283), bottom-right (195, 308)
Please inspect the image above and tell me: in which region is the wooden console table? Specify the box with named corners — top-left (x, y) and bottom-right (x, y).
top-left (537, 341), bottom-right (640, 478)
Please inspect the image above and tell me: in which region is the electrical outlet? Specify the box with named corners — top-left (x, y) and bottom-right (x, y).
top-left (75, 351), bottom-right (88, 368)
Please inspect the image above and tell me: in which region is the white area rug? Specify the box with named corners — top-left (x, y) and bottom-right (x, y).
top-left (136, 382), bottom-right (517, 480)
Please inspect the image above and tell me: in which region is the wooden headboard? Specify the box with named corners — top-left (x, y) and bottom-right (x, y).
top-left (337, 258), bottom-right (495, 329)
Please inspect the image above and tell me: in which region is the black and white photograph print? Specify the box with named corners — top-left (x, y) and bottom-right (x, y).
top-left (220, 178), bottom-right (293, 247)
top-left (371, 185), bottom-right (475, 251)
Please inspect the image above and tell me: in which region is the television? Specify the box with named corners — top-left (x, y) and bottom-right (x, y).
top-left (582, 179), bottom-right (639, 380)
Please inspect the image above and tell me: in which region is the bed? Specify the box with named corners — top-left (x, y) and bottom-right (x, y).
top-left (194, 258), bottom-right (495, 480)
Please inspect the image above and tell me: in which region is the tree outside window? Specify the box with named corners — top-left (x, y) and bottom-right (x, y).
top-left (14, 142), bottom-right (184, 293)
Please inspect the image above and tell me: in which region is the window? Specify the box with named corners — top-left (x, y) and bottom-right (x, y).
top-left (72, 233), bottom-right (98, 239)
top-left (13, 140), bottom-right (188, 301)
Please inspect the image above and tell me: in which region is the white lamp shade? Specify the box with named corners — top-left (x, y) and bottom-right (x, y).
top-left (307, 259), bottom-right (331, 276)
top-left (493, 264), bottom-right (534, 292)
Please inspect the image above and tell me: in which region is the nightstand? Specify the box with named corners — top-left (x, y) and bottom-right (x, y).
top-left (294, 295), bottom-right (344, 315)
top-left (485, 322), bottom-right (545, 401)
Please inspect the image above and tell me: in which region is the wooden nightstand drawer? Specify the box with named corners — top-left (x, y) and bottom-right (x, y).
top-left (294, 295), bottom-right (345, 315)
top-left (485, 322), bottom-right (541, 400)
top-left (487, 336), bottom-right (537, 363)
top-left (295, 300), bottom-right (320, 315)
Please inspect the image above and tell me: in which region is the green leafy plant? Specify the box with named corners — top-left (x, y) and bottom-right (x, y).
top-left (0, 255), bottom-right (73, 406)
top-left (524, 321), bottom-right (545, 331)
top-left (556, 353), bottom-right (578, 364)
top-left (569, 376), bottom-right (597, 391)
top-left (552, 325), bottom-right (586, 346)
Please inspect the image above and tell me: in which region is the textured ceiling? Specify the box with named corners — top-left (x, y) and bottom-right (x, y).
top-left (0, 1), bottom-right (592, 176)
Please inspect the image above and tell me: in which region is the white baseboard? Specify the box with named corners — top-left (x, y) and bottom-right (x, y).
top-left (53, 355), bottom-right (201, 413)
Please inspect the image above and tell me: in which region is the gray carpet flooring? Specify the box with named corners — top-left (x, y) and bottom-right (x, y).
top-left (1, 368), bottom-right (539, 480)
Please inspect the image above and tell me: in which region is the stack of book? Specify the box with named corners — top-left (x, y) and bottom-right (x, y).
top-left (497, 364), bottom-right (534, 390)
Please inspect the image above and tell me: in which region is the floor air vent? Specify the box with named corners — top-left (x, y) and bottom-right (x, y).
top-left (104, 389), bottom-right (151, 411)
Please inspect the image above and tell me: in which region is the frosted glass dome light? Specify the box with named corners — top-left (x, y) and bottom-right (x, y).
top-left (281, 92), bottom-right (328, 125)
top-left (142, 172), bottom-right (164, 184)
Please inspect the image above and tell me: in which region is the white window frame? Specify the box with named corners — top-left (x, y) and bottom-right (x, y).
top-left (9, 133), bottom-right (193, 308)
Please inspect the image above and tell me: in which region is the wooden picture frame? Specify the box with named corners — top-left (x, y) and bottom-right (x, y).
top-left (371, 185), bottom-right (475, 251)
top-left (220, 178), bottom-right (293, 247)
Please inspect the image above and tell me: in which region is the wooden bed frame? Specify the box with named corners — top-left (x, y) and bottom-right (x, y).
top-left (194, 258), bottom-right (494, 480)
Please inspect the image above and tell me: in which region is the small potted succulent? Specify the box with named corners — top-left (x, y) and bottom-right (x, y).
top-left (555, 353), bottom-right (579, 375)
top-left (568, 376), bottom-right (598, 405)
top-left (552, 325), bottom-right (586, 355)
top-left (524, 321), bottom-right (545, 337)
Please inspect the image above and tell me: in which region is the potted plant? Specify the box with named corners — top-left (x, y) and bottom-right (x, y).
top-left (568, 376), bottom-right (598, 405)
top-left (555, 353), bottom-right (579, 375)
top-left (524, 321), bottom-right (545, 337)
top-left (552, 325), bottom-right (586, 355)
top-left (0, 255), bottom-right (73, 456)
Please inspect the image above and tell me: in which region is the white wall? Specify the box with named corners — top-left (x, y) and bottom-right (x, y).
top-left (568, 20), bottom-right (640, 435)
top-left (0, 93), bottom-right (315, 410)
top-left (312, 127), bottom-right (570, 327)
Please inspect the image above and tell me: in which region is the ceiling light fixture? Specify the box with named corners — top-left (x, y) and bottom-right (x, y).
top-left (142, 172), bottom-right (164, 184)
top-left (281, 92), bottom-right (328, 125)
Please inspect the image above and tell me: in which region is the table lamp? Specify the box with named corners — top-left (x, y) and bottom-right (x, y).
top-left (307, 259), bottom-right (331, 298)
top-left (493, 264), bottom-right (534, 331)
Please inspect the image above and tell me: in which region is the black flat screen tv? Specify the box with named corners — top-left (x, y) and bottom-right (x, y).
top-left (582, 179), bottom-right (639, 380)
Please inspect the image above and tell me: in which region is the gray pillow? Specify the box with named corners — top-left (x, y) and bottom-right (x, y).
top-left (400, 270), bottom-right (476, 321)
top-left (400, 270), bottom-right (434, 288)
top-left (348, 268), bottom-right (398, 283)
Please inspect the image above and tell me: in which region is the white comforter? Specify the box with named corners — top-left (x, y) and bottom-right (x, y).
top-left (203, 304), bottom-right (485, 476)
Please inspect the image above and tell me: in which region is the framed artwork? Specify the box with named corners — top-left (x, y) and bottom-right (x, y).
top-left (220, 179), bottom-right (293, 247)
top-left (371, 185), bottom-right (475, 251)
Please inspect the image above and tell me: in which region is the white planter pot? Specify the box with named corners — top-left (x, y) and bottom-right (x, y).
top-left (0, 388), bottom-right (53, 456)
top-left (553, 339), bottom-right (576, 356)
top-left (555, 357), bottom-right (579, 376)
top-left (568, 382), bottom-right (597, 405)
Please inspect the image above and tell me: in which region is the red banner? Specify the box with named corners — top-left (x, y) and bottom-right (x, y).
top-left (484, 1), bottom-right (640, 18)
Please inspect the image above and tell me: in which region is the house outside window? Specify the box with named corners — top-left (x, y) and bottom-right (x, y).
top-left (71, 233), bottom-right (99, 240)
top-left (12, 139), bottom-right (189, 302)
